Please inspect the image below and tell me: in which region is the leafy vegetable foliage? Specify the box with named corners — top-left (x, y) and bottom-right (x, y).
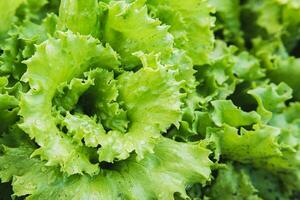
top-left (0, 0), bottom-right (299, 199)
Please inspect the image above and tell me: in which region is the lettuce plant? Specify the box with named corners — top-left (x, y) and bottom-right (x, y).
top-left (0, 0), bottom-right (299, 199)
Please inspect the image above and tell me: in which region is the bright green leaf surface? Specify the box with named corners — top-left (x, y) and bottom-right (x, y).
top-left (1, 0), bottom-right (300, 199)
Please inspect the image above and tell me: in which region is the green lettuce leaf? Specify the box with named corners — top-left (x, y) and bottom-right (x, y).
top-left (19, 31), bottom-right (119, 175)
top-left (1, 0), bottom-right (300, 198)
top-left (196, 40), bottom-right (238, 104)
top-left (209, 124), bottom-right (282, 163)
top-left (211, 100), bottom-right (260, 127)
top-left (208, 123), bottom-right (300, 189)
top-left (79, 68), bottom-right (128, 133)
top-left (147, 0), bottom-right (215, 65)
top-left (209, 0), bottom-right (243, 47)
top-left (0, 0), bottom-right (24, 38)
top-left (270, 103), bottom-right (300, 148)
top-left (0, 77), bottom-right (22, 134)
top-left (0, 94), bottom-right (19, 134)
top-left (0, 13), bottom-right (57, 81)
top-left (207, 163), bottom-right (261, 200)
top-left (102, 0), bottom-right (174, 68)
top-left (247, 166), bottom-right (293, 200)
top-left (242, 0), bottom-right (300, 51)
top-left (115, 54), bottom-right (182, 160)
top-left (0, 132), bottom-right (212, 200)
top-left (53, 75), bottom-right (94, 112)
top-left (248, 82), bottom-right (292, 122)
top-left (268, 57), bottom-right (300, 100)
top-left (58, 0), bottom-right (99, 36)
top-left (233, 51), bottom-right (265, 81)
top-left (207, 163), bottom-right (295, 200)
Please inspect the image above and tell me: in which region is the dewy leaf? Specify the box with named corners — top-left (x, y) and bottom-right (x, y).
top-left (59, 57), bottom-right (183, 163)
top-left (114, 55), bottom-right (182, 160)
top-left (59, 112), bottom-right (132, 162)
top-left (53, 75), bottom-right (94, 111)
top-left (136, 49), bottom-right (198, 143)
top-left (147, 0), bottom-right (215, 65)
top-left (80, 68), bottom-right (129, 133)
top-left (60, 113), bottom-right (106, 148)
top-left (58, 0), bottom-right (100, 36)
top-left (19, 31), bottom-right (120, 175)
top-left (103, 0), bottom-right (174, 68)
top-left (2, 0), bottom-right (300, 198)
top-left (0, 136), bottom-right (212, 200)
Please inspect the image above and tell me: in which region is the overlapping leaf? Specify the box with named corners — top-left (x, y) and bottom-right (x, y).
top-left (20, 31), bottom-right (119, 175)
top-left (147, 0), bottom-right (215, 65)
top-left (1, 0), bottom-right (300, 199)
top-left (0, 131), bottom-right (212, 200)
top-left (102, 0), bottom-right (174, 68)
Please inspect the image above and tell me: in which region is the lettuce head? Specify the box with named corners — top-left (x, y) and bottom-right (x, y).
top-left (0, 0), bottom-right (299, 199)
